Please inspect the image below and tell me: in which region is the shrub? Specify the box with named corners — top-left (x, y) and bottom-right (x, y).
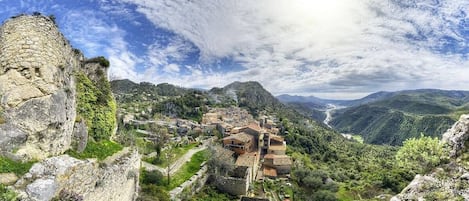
top-left (85, 56), bottom-right (110, 68)
top-left (0, 184), bottom-right (16, 201)
top-left (396, 134), bottom-right (448, 173)
top-left (75, 72), bottom-right (116, 141)
top-left (141, 170), bottom-right (164, 186)
top-left (66, 140), bottom-right (122, 160)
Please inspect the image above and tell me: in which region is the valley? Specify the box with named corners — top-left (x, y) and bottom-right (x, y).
top-left (279, 89), bottom-right (469, 146)
top-left (0, 2), bottom-right (468, 201)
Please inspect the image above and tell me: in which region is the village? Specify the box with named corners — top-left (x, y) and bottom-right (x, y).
top-left (121, 105), bottom-right (293, 200)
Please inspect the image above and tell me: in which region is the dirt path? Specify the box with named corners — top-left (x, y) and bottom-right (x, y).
top-left (142, 140), bottom-right (209, 175)
top-left (168, 146), bottom-right (206, 175)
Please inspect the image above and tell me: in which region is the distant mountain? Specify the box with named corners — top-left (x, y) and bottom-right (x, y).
top-left (284, 102), bottom-right (327, 122)
top-left (109, 79), bottom-right (138, 94)
top-left (331, 89), bottom-right (469, 145)
top-left (340, 91), bottom-right (394, 106)
top-left (210, 81), bottom-right (287, 116)
top-left (276, 91), bottom-right (394, 108)
top-left (276, 92), bottom-right (394, 122)
top-left (110, 79), bottom-right (195, 103)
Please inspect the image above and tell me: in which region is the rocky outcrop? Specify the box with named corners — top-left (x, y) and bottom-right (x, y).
top-left (392, 114), bottom-right (469, 201)
top-left (0, 15), bottom-right (82, 160)
top-left (14, 148), bottom-right (140, 201)
top-left (442, 114), bottom-right (469, 158)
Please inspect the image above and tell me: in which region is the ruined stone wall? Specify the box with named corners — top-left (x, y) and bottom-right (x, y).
top-left (14, 149), bottom-right (140, 201)
top-left (171, 165), bottom-right (209, 200)
top-left (213, 167), bottom-right (251, 196)
top-left (0, 15), bottom-right (81, 160)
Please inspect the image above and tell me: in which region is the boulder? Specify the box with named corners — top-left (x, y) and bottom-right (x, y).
top-left (442, 114), bottom-right (469, 157)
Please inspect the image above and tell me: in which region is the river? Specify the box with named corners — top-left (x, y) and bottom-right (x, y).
top-left (322, 104), bottom-right (359, 141)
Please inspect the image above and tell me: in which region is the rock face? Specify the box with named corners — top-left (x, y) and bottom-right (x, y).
top-left (0, 15), bottom-right (81, 160)
top-left (442, 114), bottom-right (469, 158)
top-left (392, 114), bottom-right (469, 201)
top-left (15, 149), bottom-right (140, 201)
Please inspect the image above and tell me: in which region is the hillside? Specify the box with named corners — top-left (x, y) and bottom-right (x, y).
top-left (112, 79), bottom-right (416, 200)
top-left (331, 89), bottom-right (469, 145)
top-left (209, 81), bottom-right (287, 116)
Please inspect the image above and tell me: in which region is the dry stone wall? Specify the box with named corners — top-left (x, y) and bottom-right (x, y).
top-left (0, 15), bottom-right (81, 160)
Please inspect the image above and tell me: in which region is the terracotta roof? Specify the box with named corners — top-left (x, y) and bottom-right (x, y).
top-left (270, 135), bottom-right (284, 142)
top-left (263, 166), bottom-right (277, 177)
top-left (268, 144), bottom-right (286, 151)
top-left (264, 154), bottom-right (292, 166)
top-left (247, 123), bottom-right (262, 132)
top-left (223, 132), bottom-right (254, 143)
top-left (236, 153), bottom-right (257, 167)
top-left (264, 154), bottom-right (276, 159)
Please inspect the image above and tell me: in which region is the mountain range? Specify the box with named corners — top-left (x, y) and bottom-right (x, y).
top-left (278, 89), bottom-right (469, 145)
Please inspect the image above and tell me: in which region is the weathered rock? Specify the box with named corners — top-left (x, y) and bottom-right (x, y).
top-left (392, 114), bottom-right (469, 200)
top-left (442, 114), bottom-right (469, 158)
top-left (15, 150), bottom-right (140, 201)
top-left (0, 15), bottom-right (80, 160)
top-left (26, 178), bottom-right (58, 201)
top-left (72, 120), bottom-right (88, 153)
top-left (0, 173), bottom-right (18, 185)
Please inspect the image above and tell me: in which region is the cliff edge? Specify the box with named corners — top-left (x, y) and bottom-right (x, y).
top-left (0, 15), bottom-right (80, 160)
top-left (392, 115), bottom-right (469, 200)
top-left (0, 14), bottom-right (139, 201)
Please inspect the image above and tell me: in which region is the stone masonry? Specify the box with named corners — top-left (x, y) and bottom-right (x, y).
top-left (0, 15), bottom-right (82, 160)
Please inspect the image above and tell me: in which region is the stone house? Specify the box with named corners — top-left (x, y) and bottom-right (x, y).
top-left (263, 154), bottom-right (292, 175)
top-left (222, 133), bottom-right (255, 154)
top-left (267, 135), bottom-right (286, 155)
top-left (214, 166), bottom-right (251, 196)
top-left (235, 152), bottom-right (259, 182)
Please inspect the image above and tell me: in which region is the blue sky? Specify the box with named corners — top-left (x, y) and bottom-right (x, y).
top-left (1, 0), bottom-right (469, 99)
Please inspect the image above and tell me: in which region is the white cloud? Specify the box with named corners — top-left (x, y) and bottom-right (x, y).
top-left (113, 0), bottom-right (469, 99)
top-left (163, 63), bottom-right (180, 74)
top-left (60, 9), bottom-right (142, 82)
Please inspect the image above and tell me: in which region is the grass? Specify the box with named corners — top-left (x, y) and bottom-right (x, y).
top-left (351, 135), bottom-right (364, 144)
top-left (66, 140), bottom-right (123, 160)
top-left (144, 143), bottom-right (199, 168)
top-left (0, 184), bottom-right (17, 201)
top-left (0, 157), bottom-right (35, 176)
top-left (162, 149), bottom-right (208, 190)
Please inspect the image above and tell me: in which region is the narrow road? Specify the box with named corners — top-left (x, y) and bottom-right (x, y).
top-left (168, 145), bottom-right (207, 175)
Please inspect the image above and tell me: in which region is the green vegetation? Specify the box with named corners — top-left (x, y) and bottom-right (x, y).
top-left (0, 108), bottom-right (4, 124)
top-left (152, 91), bottom-right (208, 122)
top-left (162, 149), bottom-right (208, 190)
top-left (138, 150), bottom-right (208, 201)
top-left (144, 143), bottom-right (199, 168)
top-left (190, 186), bottom-right (236, 201)
top-left (85, 56), bottom-right (110, 68)
top-left (76, 72), bottom-right (116, 141)
top-left (396, 134), bottom-right (448, 173)
top-left (66, 140), bottom-right (123, 160)
top-left (139, 170), bottom-right (170, 201)
top-left (209, 81), bottom-right (285, 117)
top-left (278, 108), bottom-right (414, 199)
top-left (331, 91), bottom-right (469, 145)
top-left (0, 156), bottom-right (35, 176)
top-left (0, 184), bottom-right (17, 201)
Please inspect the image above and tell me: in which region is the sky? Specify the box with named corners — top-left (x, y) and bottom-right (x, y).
top-left (1, 0), bottom-right (469, 99)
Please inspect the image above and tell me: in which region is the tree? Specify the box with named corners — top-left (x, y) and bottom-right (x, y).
top-left (396, 134), bottom-right (448, 173)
